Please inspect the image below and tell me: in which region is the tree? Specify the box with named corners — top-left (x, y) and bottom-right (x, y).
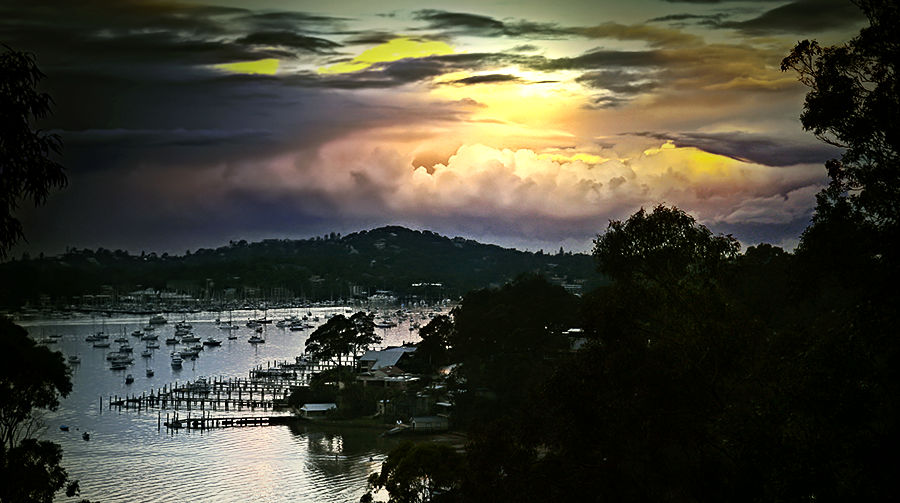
top-left (0, 317), bottom-right (88, 502)
top-left (781, 0), bottom-right (899, 244)
top-left (405, 315), bottom-right (453, 375)
top-left (0, 318), bottom-right (71, 449)
top-left (0, 46), bottom-right (66, 258)
top-left (305, 315), bottom-right (355, 365)
top-left (305, 312), bottom-right (381, 366)
top-left (349, 311), bottom-right (380, 359)
top-left (593, 204), bottom-right (739, 287)
top-left (362, 441), bottom-right (462, 503)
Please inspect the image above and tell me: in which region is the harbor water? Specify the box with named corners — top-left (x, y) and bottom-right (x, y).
top-left (20, 308), bottom-right (425, 502)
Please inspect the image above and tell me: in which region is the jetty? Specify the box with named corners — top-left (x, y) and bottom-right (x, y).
top-left (163, 412), bottom-right (305, 430)
top-left (105, 358), bottom-right (349, 414)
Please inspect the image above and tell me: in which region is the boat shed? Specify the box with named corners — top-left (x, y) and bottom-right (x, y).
top-left (410, 416), bottom-right (449, 432)
top-left (299, 403), bottom-right (337, 418)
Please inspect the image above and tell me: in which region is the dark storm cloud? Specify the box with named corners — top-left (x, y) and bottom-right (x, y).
top-left (0, 0), bottom-right (343, 72)
top-left (340, 31), bottom-right (401, 45)
top-left (539, 49), bottom-right (663, 71)
top-left (631, 131), bottom-right (842, 167)
top-left (647, 13), bottom-right (728, 24)
top-left (234, 31), bottom-right (341, 53)
top-left (660, 0), bottom-right (782, 3)
top-left (717, 0), bottom-right (866, 34)
top-left (448, 74), bottom-right (522, 85)
top-left (412, 9), bottom-right (569, 38)
top-left (576, 70), bottom-right (659, 94)
top-left (236, 11), bottom-right (349, 32)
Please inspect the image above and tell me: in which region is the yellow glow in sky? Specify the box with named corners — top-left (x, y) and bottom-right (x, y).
top-left (538, 152), bottom-right (609, 164)
top-left (318, 37), bottom-right (454, 74)
top-left (432, 69), bottom-right (584, 132)
top-left (215, 58), bottom-right (279, 75)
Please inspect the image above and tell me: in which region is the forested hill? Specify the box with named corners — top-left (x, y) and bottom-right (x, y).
top-left (0, 226), bottom-right (599, 308)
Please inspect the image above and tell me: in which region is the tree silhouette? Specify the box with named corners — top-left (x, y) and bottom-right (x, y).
top-left (782, 1), bottom-right (898, 241)
top-left (305, 312), bottom-right (381, 366)
top-left (0, 46), bottom-right (66, 258)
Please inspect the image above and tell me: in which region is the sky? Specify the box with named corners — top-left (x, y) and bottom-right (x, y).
top-left (2, 0), bottom-right (866, 256)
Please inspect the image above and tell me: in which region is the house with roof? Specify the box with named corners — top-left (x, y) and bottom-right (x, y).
top-left (357, 345), bottom-right (417, 372)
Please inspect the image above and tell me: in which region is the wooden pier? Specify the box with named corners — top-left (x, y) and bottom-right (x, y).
top-left (163, 412), bottom-right (305, 430)
top-left (106, 357), bottom-right (351, 414)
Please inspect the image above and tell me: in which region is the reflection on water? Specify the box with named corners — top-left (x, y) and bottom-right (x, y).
top-left (21, 308), bottom-right (418, 502)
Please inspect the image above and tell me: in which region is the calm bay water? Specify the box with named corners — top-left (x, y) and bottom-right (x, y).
top-left (21, 308), bottom-right (423, 502)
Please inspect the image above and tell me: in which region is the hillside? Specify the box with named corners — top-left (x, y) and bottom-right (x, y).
top-left (0, 226), bottom-right (601, 308)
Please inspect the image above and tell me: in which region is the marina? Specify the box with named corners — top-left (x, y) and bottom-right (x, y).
top-left (18, 306), bottom-right (433, 503)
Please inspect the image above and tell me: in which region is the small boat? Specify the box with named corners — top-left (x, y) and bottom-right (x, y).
top-left (248, 335), bottom-right (265, 344)
top-left (60, 425), bottom-right (69, 432)
top-left (202, 337), bottom-right (222, 347)
top-left (82, 432), bottom-right (90, 441)
top-left (68, 355), bottom-right (81, 364)
top-left (131, 330), bottom-right (143, 337)
top-left (146, 341), bottom-right (160, 349)
top-left (146, 368), bottom-right (155, 377)
top-left (93, 341), bottom-right (111, 348)
top-left (165, 337), bottom-right (179, 345)
top-left (171, 353), bottom-right (183, 368)
top-left (110, 362), bottom-right (128, 370)
top-left (175, 320), bottom-right (192, 330)
top-left (125, 374), bottom-right (134, 384)
top-left (143, 324), bottom-right (155, 331)
top-left (118, 343), bottom-right (133, 353)
top-left (141, 333), bottom-right (158, 341)
top-left (255, 326), bottom-right (263, 334)
top-left (114, 336), bottom-right (128, 343)
top-left (227, 333), bottom-right (238, 340)
top-left (149, 315), bottom-right (167, 325)
top-left (141, 349), bottom-right (153, 358)
top-left (181, 335), bottom-right (201, 343)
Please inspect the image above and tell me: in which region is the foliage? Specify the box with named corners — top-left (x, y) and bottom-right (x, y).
top-left (447, 274), bottom-right (578, 428)
top-left (592, 204), bottom-right (739, 287)
top-left (0, 317), bottom-right (89, 502)
top-left (0, 46), bottom-right (66, 258)
top-left (0, 226), bottom-right (598, 308)
top-left (0, 317), bottom-right (71, 449)
top-left (362, 442), bottom-right (462, 503)
top-left (782, 0), bottom-right (899, 240)
top-left (0, 439), bottom-right (85, 503)
top-left (404, 315), bottom-right (453, 375)
top-left (305, 312), bottom-right (381, 366)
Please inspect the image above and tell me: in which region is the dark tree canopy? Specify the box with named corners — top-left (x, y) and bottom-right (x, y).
top-left (305, 312), bottom-right (381, 366)
top-left (0, 46), bottom-right (66, 258)
top-left (0, 317), bottom-right (71, 449)
top-left (593, 204), bottom-right (739, 286)
top-left (782, 0), bottom-right (899, 237)
top-left (362, 441), bottom-right (462, 503)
